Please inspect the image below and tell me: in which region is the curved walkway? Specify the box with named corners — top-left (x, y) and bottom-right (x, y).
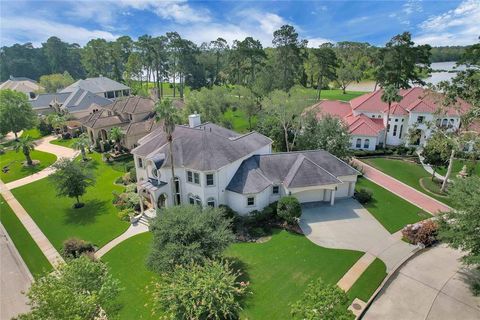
top-left (363, 245), bottom-right (480, 320)
top-left (4, 136), bottom-right (78, 191)
top-left (416, 150), bottom-right (448, 181)
top-left (95, 222), bottom-right (149, 258)
top-left (353, 159), bottom-right (451, 215)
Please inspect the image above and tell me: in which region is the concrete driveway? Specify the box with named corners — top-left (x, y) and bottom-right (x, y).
top-left (364, 245), bottom-right (480, 320)
top-left (299, 199), bottom-right (416, 271)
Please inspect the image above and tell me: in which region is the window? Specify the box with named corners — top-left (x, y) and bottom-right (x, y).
top-left (195, 196), bottom-right (201, 206)
top-left (393, 125), bottom-right (397, 136)
top-left (194, 172), bottom-right (200, 184)
top-left (129, 114), bottom-right (133, 121)
top-left (207, 197), bottom-right (215, 207)
top-left (417, 116), bottom-right (425, 123)
top-left (138, 157), bottom-right (143, 168)
top-left (387, 124), bottom-right (390, 132)
top-left (106, 91), bottom-right (115, 99)
top-left (206, 173), bottom-right (214, 186)
top-left (187, 171), bottom-right (193, 182)
top-left (364, 139), bottom-right (370, 149)
top-left (151, 168), bottom-right (158, 177)
top-left (371, 115), bottom-right (375, 118)
top-left (272, 185), bottom-right (279, 194)
top-left (356, 138), bottom-right (362, 148)
top-left (442, 119), bottom-right (448, 127)
top-left (399, 125), bottom-right (403, 139)
top-left (188, 194), bottom-right (201, 205)
top-left (247, 197), bottom-right (255, 206)
top-left (395, 118), bottom-right (398, 122)
top-left (189, 194), bottom-right (195, 205)
top-left (173, 177), bottom-right (181, 204)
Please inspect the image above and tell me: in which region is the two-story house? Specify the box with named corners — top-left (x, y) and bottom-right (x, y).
top-left (307, 87), bottom-right (472, 150)
top-left (132, 114), bottom-right (359, 215)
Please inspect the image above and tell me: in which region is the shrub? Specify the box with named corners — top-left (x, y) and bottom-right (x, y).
top-left (62, 237), bottom-right (95, 259)
top-left (61, 132), bottom-right (72, 140)
top-left (115, 176), bottom-right (124, 185)
top-left (146, 205), bottom-right (235, 273)
top-left (117, 208), bottom-right (135, 221)
top-left (129, 167), bottom-right (137, 182)
top-left (152, 260), bottom-right (248, 320)
top-left (291, 278), bottom-right (353, 320)
top-left (277, 196), bottom-right (302, 225)
top-left (38, 119), bottom-right (53, 136)
top-left (402, 220), bottom-right (438, 246)
top-left (355, 188), bottom-right (373, 204)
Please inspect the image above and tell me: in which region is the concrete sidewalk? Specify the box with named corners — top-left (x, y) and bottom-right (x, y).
top-left (354, 159), bottom-right (451, 215)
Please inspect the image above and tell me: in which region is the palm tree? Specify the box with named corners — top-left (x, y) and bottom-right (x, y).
top-left (381, 85), bottom-right (402, 147)
top-left (46, 114), bottom-right (66, 134)
top-left (72, 133), bottom-right (90, 161)
top-left (155, 98), bottom-right (181, 205)
top-left (109, 127), bottom-right (124, 152)
top-left (14, 135), bottom-right (36, 166)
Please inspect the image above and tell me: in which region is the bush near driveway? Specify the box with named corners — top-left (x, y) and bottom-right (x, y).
top-left (277, 196), bottom-right (302, 225)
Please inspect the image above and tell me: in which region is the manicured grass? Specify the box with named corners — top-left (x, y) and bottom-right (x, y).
top-left (362, 157), bottom-right (454, 207)
top-left (420, 177), bottom-right (448, 197)
top-left (0, 195), bottom-right (53, 278)
top-left (226, 230), bottom-right (363, 319)
top-left (103, 230), bottom-right (363, 320)
top-left (295, 88), bottom-right (368, 102)
top-left (347, 258), bottom-right (387, 303)
top-left (356, 177), bottom-right (430, 233)
top-left (50, 137), bottom-right (78, 148)
top-left (21, 128), bottom-right (44, 140)
top-left (437, 158), bottom-right (480, 177)
top-left (0, 149), bottom-right (57, 183)
top-left (12, 152), bottom-right (129, 250)
top-left (102, 232), bottom-right (156, 320)
top-left (223, 108), bottom-right (257, 133)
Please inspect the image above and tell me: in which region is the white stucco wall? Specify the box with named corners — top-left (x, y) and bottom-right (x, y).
top-left (350, 136), bottom-right (377, 150)
top-left (386, 116), bottom-right (408, 146)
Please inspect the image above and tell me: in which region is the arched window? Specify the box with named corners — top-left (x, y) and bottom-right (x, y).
top-left (195, 196), bottom-right (202, 206)
top-left (393, 125), bottom-right (397, 136)
top-left (151, 168), bottom-right (158, 177)
top-left (356, 138), bottom-right (362, 148)
top-left (207, 197), bottom-right (215, 207)
top-left (442, 119), bottom-right (448, 127)
top-left (188, 193), bottom-right (195, 205)
top-left (364, 139), bottom-right (370, 149)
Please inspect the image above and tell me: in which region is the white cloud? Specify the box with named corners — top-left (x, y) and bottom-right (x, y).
top-left (346, 16), bottom-right (369, 25)
top-left (0, 17), bottom-right (118, 46)
top-left (306, 37), bottom-right (335, 48)
top-left (414, 0), bottom-right (480, 46)
top-left (403, 0), bottom-right (423, 15)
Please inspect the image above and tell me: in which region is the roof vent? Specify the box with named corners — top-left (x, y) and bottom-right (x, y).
top-left (188, 112), bottom-right (201, 128)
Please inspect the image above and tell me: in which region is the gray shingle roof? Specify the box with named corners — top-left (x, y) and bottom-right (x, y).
top-left (60, 76), bottom-right (129, 94)
top-left (29, 89), bottom-right (111, 112)
top-left (132, 124), bottom-right (273, 171)
top-left (81, 109), bottom-right (128, 129)
top-left (226, 151), bottom-right (358, 194)
top-left (103, 96), bottom-right (154, 114)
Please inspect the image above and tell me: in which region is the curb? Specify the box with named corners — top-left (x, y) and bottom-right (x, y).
top-left (0, 222), bottom-right (34, 282)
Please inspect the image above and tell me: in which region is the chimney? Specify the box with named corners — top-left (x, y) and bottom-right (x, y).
top-left (188, 112), bottom-right (201, 128)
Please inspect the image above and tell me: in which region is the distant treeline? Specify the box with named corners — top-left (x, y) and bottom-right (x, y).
top-left (430, 46), bottom-right (467, 63)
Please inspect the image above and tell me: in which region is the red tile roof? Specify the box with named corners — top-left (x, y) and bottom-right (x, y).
top-left (345, 114), bottom-right (385, 137)
top-left (387, 103), bottom-right (408, 116)
top-left (305, 100), bottom-right (352, 119)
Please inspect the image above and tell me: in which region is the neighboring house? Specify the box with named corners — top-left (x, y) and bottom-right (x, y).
top-left (0, 76), bottom-right (44, 99)
top-left (132, 114), bottom-right (359, 215)
top-left (29, 88), bottom-right (112, 118)
top-left (60, 76), bottom-right (131, 99)
top-left (307, 87), bottom-right (472, 150)
top-left (80, 96), bottom-right (159, 150)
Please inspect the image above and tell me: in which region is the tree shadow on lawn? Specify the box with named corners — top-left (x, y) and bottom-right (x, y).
top-left (63, 199), bottom-right (110, 225)
top-left (226, 256), bottom-right (252, 311)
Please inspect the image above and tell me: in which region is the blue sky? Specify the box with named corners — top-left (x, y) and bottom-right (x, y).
top-left (1, 0), bottom-right (479, 47)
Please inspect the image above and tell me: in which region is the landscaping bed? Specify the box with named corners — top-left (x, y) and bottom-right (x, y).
top-left (0, 195), bottom-right (53, 278)
top-left (11, 152), bottom-right (129, 250)
top-left (0, 149), bottom-right (57, 183)
top-left (355, 177), bottom-right (431, 233)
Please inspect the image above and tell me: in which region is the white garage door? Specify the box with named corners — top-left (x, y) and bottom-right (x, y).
top-left (336, 183), bottom-right (350, 198)
top-left (294, 189), bottom-right (325, 203)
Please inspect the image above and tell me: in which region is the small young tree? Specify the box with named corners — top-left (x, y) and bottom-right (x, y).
top-left (438, 176), bottom-right (480, 294)
top-left (18, 256), bottom-right (120, 320)
top-left (151, 260), bottom-right (248, 319)
top-left (50, 158), bottom-right (94, 208)
top-left (291, 278), bottom-right (352, 320)
top-left (46, 113), bottom-right (66, 133)
top-left (277, 196), bottom-right (302, 225)
top-left (421, 132), bottom-right (450, 180)
top-left (146, 205), bottom-right (234, 273)
top-left (13, 135), bottom-right (36, 166)
top-left (0, 89), bottom-right (37, 139)
top-left (72, 133), bottom-right (90, 161)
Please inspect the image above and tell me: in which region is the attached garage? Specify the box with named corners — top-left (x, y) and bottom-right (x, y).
top-left (335, 182), bottom-right (351, 198)
top-left (293, 189), bottom-right (325, 203)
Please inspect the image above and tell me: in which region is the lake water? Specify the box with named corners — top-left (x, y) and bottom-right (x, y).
top-left (346, 61), bottom-right (464, 92)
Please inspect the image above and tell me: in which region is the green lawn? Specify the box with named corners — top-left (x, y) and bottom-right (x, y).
top-left (11, 152), bottom-right (129, 250)
top-left (437, 158), bottom-right (480, 177)
top-left (225, 230), bottom-right (363, 319)
top-left (295, 88), bottom-right (368, 102)
top-left (0, 195), bottom-right (53, 278)
top-left (223, 108), bottom-right (257, 133)
top-left (347, 258), bottom-right (387, 303)
top-left (356, 177), bottom-right (431, 233)
top-left (50, 137), bottom-right (78, 148)
top-left (21, 128), bottom-right (45, 140)
top-left (0, 149), bottom-right (57, 183)
top-left (362, 157), bottom-right (454, 207)
top-left (103, 230), bottom-right (366, 320)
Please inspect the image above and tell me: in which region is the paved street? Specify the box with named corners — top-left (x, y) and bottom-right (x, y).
top-left (364, 245), bottom-right (480, 320)
top-left (0, 224), bottom-right (31, 320)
